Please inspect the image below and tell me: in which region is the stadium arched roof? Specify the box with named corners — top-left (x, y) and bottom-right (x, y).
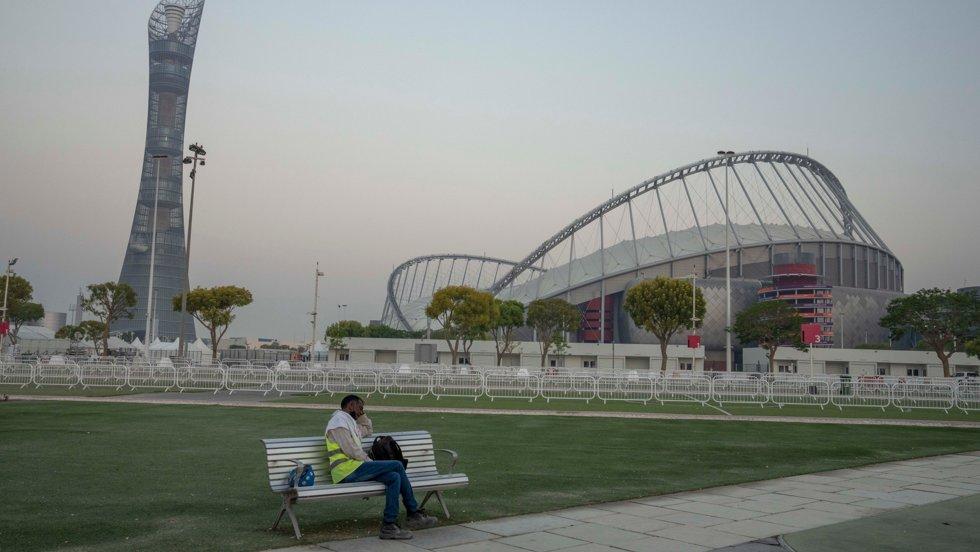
top-left (382, 151), bottom-right (895, 331)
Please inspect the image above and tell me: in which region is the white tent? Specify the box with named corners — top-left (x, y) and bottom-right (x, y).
top-left (107, 336), bottom-right (136, 350)
top-left (312, 340), bottom-right (328, 353)
top-left (149, 338), bottom-right (178, 351)
top-left (131, 337), bottom-right (144, 349)
top-left (188, 338), bottom-right (210, 352)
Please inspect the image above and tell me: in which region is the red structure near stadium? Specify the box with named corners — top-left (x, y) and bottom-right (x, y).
top-left (758, 252), bottom-right (834, 347)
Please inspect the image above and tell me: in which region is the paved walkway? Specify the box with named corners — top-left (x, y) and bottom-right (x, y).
top-left (10, 393), bottom-right (980, 428)
top-left (271, 451), bottom-right (980, 552)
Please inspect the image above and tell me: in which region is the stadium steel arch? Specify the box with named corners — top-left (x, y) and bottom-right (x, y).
top-left (382, 151), bottom-right (903, 343)
top-left (382, 255), bottom-right (544, 331)
top-left (116, 1), bottom-right (205, 341)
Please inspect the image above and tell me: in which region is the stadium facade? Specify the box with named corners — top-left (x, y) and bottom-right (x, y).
top-left (381, 151), bottom-right (903, 363)
top-left (115, 1), bottom-right (205, 341)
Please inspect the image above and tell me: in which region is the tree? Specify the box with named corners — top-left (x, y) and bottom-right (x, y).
top-left (526, 298), bottom-right (581, 367)
top-left (77, 320), bottom-right (107, 355)
top-left (624, 277), bottom-right (706, 373)
top-left (880, 288), bottom-right (980, 377)
top-left (490, 299), bottom-right (525, 365)
top-left (55, 325), bottom-right (78, 339)
top-left (732, 300), bottom-right (804, 373)
top-left (425, 286), bottom-right (496, 366)
top-left (173, 285), bottom-right (253, 361)
top-left (82, 282), bottom-right (137, 355)
top-left (325, 320), bottom-right (366, 339)
top-left (0, 273), bottom-right (43, 346)
top-left (966, 338), bottom-right (980, 360)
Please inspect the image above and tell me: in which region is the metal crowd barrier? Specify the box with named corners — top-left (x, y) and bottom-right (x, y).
top-left (2, 360), bottom-right (979, 413)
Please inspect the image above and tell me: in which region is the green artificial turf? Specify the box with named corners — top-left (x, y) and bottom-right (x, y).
top-left (1, 401), bottom-right (978, 551)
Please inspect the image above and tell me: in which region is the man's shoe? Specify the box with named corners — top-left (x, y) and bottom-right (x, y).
top-left (406, 509), bottom-right (438, 530)
top-left (379, 522), bottom-right (413, 540)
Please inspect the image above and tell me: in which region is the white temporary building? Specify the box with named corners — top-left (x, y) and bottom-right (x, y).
top-left (131, 337), bottom-right (144, 349)
top-left (107, 336), bottom-right (136, 350)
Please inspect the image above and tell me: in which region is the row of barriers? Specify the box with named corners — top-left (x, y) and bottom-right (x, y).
top-left (2, 361), bottom-right (978, 413)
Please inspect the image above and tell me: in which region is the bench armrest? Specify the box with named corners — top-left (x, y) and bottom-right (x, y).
top-left (435, 448), bottom-right (459, 473)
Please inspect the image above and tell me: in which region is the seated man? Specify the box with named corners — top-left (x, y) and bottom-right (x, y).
top-left (325, 394), bottom-right (437, 539)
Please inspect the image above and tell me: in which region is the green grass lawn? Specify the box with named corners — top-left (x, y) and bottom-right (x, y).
top-left (280, 392), bottom-right (980, 422)
top-left (1, 401), bottom-right (979, 552)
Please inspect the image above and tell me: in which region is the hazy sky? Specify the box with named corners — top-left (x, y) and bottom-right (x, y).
top-left (1, 0), bottom-right (978, 341)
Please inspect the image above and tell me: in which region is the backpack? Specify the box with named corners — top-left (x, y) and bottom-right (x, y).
top-left (287, 463), bottom-right (315, 488)
top-left (369, 435), bottom-right (408, 468)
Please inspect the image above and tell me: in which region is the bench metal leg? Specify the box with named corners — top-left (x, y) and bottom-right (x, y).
top-left (272, 495), bottom-right (302, 539)
top-left (419, 490), bottom-right (452, 519)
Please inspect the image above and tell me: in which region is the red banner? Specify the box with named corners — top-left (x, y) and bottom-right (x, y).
top-left (0, 320), bottom-right (9, 336)
top-left (687, 334), bottom-right (701, 349)
top-left (801, 323), bottom-right (822, 345)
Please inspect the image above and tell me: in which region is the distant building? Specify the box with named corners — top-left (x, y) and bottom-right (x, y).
top-left (41, 312), bottom-right (67, 335)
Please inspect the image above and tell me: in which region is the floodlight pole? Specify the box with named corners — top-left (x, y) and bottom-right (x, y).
top-left (718, 151), bottom-right (735, 372)
top-left (685, 267), bottom-right (698, 372)
top-left (177, 143), bottom-right (206, 358)
top-left (310, 262), bottom-right (324, 358)
top-left (144, 155), bottom-right (168, 357)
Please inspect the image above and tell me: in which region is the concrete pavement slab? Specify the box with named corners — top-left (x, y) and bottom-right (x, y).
top-left (549, 522), bottom-right (650, 546)
top-left (495, 531), bottom-right (587, 552)
top-left (649, 525), bottom-right (751, 549)
top-left (613, 535), bottom-right (710, 552)
top-left (463, 515), bottom-right (577, 537)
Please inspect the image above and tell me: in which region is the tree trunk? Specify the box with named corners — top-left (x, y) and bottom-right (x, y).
top-left (939, 351), bottom-right (951, 378)
top-left (768, 346), bottom-right (777, 374)
top-left (210, 327), bottom-right (218, 365)
top-left (102, 324), bottom-right (110, 357)
top-left (660, 340), bottom-right (668, 373)
top-left (540, 342), bottom-right (550, 367)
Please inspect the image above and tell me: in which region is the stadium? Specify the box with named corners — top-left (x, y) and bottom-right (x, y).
top-left (380, 151), bottom-right (904, 365)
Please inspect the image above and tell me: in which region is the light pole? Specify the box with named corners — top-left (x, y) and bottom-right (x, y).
top-left (337, 304), bottom-right (348, 321)
top-left (177, 143), bottom-right (206, 357)
top-left (717, 150), bottom-right (735, 372)
top-left (310, 262), bottom-right (324, 357)
top-left (685, 267), bottom-right (699, 371)
top-left (144, 154), bottom-right (168, 357)
top-left (1, 257), bottom-right (19, 356)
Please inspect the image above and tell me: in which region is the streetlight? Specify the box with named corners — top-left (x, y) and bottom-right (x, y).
top-left (337, 304), bottom-right (348, 320)
top-left (717, 150), bottom-right (735, 372)
top-left (1, 257), bottom-right (18, 356)
top-left (144, 154), bottom-right (169, 357)
top-left (310, 263), bottom-right (324, 357)
top-left (177, 143), bottom-right (206, 357)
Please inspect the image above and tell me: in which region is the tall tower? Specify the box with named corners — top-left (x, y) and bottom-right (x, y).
top-left (115, 1), bottom-right (205, 341)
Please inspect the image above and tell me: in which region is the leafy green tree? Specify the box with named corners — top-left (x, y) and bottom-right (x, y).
top-left (425, 286), bottom-right (496, 366)
top-left (55, 324), bottom-right (81, 342)
top-left (966, 337), bottom-right (980, 360)
top-left (732, 300), bottom-right (805, 373)
top-left (526, 298), bottom-right (581, 367)
top-left (364, 323), bottom-right (418, 339)
top-left (623, 277), bottom-right (706, 373)
top-left (77, 320), bottom-right (107, 355)
top-left (490, 299), bottom-right (525, 365)
top-left (880, 288), bottom-right (980, 377)
top-left (325, 320), bottom-right (366, 339)
top-left (82, 282), bottom-right (137, 355)
top-left (0, 273), bottom-right (43, 346)
top-left (173, 286), bottom-right (253, 361)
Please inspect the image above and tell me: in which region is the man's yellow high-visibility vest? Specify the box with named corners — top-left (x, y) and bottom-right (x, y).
top-left (326, 439), bottom-right (363, 483)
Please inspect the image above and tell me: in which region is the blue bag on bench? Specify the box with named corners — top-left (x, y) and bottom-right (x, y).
top-left (288, 464), bottom-right (315, 487)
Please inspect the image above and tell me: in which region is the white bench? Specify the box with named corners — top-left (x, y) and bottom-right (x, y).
top-left (262, 430), bottom-right (469, 538)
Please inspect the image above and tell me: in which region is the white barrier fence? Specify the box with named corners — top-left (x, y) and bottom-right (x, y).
top-left (2, 360), bottom-right (979, 413)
